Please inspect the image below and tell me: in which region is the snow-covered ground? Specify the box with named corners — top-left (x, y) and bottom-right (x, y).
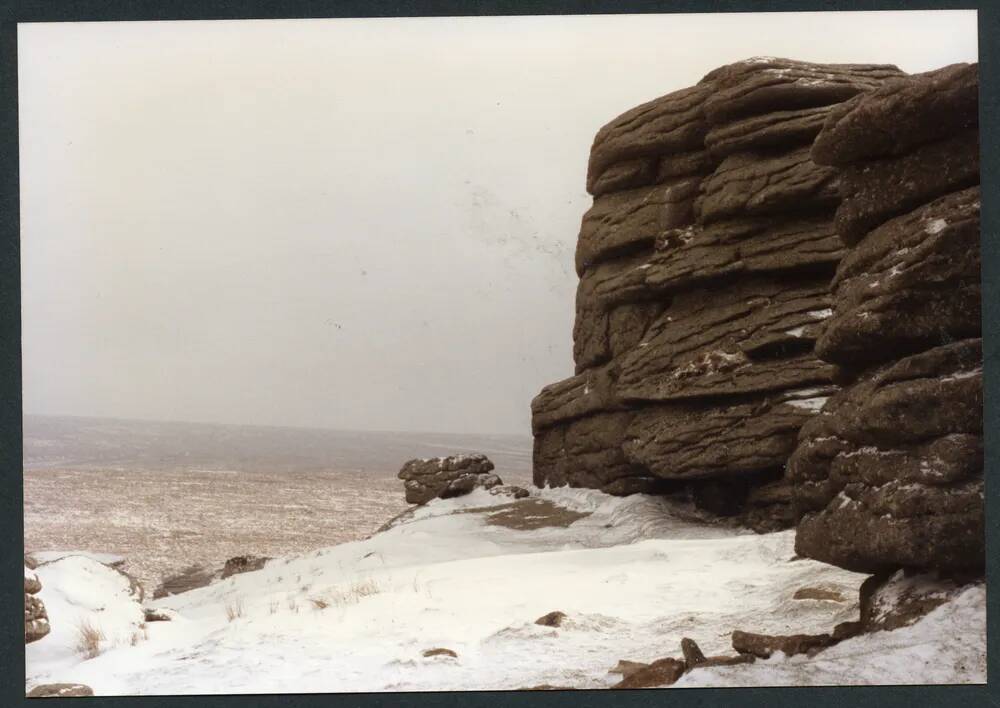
top-left (25, 488), bottom-right (985, 694)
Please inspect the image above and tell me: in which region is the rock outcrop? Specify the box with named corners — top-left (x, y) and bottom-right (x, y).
top-left (26, 683), bottom-right (95, 698)
top-left (24, 564), bottom-right (50, 644)
top-left (221, 555), bottom-right (271, 579)
top-left (532, 57), bottom-right (904, 527)
top-left (788, 63), bottom-right (983, 574)
top-left (397, 454), bottom-right (501, 505)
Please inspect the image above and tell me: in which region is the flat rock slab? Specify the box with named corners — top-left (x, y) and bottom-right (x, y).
top-left (530, 364), bottom-right (622, 433)
top-left (812, 62), bottom-right (979, 166)
top-left (697, 147), bottom-right (839, 224)
top-left (616, 276), bottom-right (836, 402)
top-left (593, 215), bottom-right (842, 306)
top-left (705, 104), bottom-right (831, 157)
top-left (817, 187), bottom-right (981, 368)
top-left (700, 58), bottom-right (903, 124)
top-left (623, 390), bottom-right (830, 480)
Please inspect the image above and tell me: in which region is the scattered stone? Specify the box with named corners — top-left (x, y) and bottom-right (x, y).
top-left (422, 648), bottom-right (457, 658)
top-left (793, 587), bottom-right (846, 602)
top-left (534, 611), bottom-right (567, 627)
top-left (488, 484), bottom-right (530, 499)
top-left (731, 629), bottom-right (834, 658)
top-left (221, 555), bottom-right (271, 580)
top-left (143, 608), bottom-right (172, 622)
top-left (612, 657), bottom-right (686, 688)
top-left (26, 683), bottom-right (95, 698)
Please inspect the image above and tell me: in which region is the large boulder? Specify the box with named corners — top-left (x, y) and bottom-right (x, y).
top-left (790, 339), bottom-right (983, 573)
top-left (397, 454), bottom-right (500, 505)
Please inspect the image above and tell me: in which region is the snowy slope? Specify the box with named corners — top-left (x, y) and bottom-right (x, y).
top-left (24, 488), bottom-right (983, 694)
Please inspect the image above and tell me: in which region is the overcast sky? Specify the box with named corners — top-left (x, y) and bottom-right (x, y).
top-left (18, 11), bottom-right (978, 436)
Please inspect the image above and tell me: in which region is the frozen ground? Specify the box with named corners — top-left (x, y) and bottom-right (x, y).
top-left (24, 415), bottom-right (532, 592)
top-left (28, 487), bottom-right (982, 695)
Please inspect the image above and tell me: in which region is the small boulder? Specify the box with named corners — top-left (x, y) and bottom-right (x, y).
top-left (221, 555), bottom-right (271, 579)
top-left (24, 593), bottom-right (50, 643)
top-left (534, 611), bottom-right (567, 627)
top-left (680, 637), bottom-right (707, 667)
top-left (422, 648), bottom-right (457, 658)
top-left (398, 454), bottom-right (499, 505)
top-left (832, 620), bottom-right (864, 641)
top-left (24, 567), bottom-right (42, 595)
top-left (488, 484), bottom-right (531, 499)
top-left (27, 683), bottom-right (94, 698)
top-left (792, 587), bottom-right (846, 602)
top-left (731, 629), bottom-right (833, 658)
top-left (143, 608), bottom-right (172, 623)
top-left (153, 564), bottom-right (216, 599)
top-left (612, 657), bottom-right (686, 688)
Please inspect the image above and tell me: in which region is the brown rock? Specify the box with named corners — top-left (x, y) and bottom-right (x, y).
top-left (623, 392), bottom-right (827, 481)
top-left (706, 104), bottom-right (832, 157)
top-left (616, 276), bottom-right (836, 402)
top-left (576, 181), bottom-right (686, 274)
top-left (731, 629), bottom-right (833, 658)
top-left (612, 657), bottom-right (686, 688)
top-left (530, 365), bottom-right (623, 433)
top-left (143, 608), bottom-right (172, 622)
top-left (24, 593), bottom-right (50, 643)
top-left (812, 63), bottom-right (979, 165)
top-left (793, 587), bottom-right (846, 602)
top-left (817, 187), bottom-right (981, 368)
top-left (398, 454), bottom-right (498, 505)
top-left (422, 647), bottom-right (457, 658)
top-left (697, 147), bottom-right (839, 224)
top-left (532, 412), bottom-right (642, 491)
top-left (592, 216), bottom-right (842, 307)
top-left (680, 637), bottom-right (707, 667)
top-left (24, 568), bottom-right (42, 595)
top-left (700, 58), bottom-right (903, 124)
top-left (534, 611), bottom-right (567, 627)
top-left (833, 128), bottom-right (979, 245)
top-left (832, 620), bottom-right (863, 641)
top-left (587, 84), bottom-right (711, 194)
top-left (26, 684), bottom-right (95, 698)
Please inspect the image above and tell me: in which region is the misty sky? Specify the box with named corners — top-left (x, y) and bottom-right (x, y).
top-left (18, 11), bottom-right (978, 435)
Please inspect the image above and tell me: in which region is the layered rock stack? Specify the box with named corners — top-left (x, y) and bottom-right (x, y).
top-left (787, 63), bottom-right (983, 573)
top-left (532, 58), bottom-right (904, 528)
top-left (24, 557), bottom-right (50, 644)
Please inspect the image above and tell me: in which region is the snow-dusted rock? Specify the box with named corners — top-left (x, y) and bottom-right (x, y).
top-left (397, 454), bottom-right (499, 505)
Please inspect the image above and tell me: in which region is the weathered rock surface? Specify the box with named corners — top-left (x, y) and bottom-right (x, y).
top-left (696, 147), bottom-right (839, 224)
top-left (221, 555), bottom-right (270, 579)
top-left (787, 62), bottom-right (982, 576)
top-left (623, 390), bottom-right (832, 480)
top-left (26, 683), bottom-right (95, 698)
top-left (616, 276), bottom-right (836, 401)
top-left (790, 339), bottom-right (983, 573)
top-left (812, 63), bottom-right (979, 166)
top-left (700, 58), bottom-right (903, 124)
top-left (24, 564), bottom-right (49, 644)
top-left (532, 57), bottom-right (912, 527)
top-left (575, 181), bottom-right (682, 274)
top-left (587, 84), bottom-right (712, 195)
top-left (731, 629), bottom-right (833, 658)
top-left (816, 187), bottom-right (981, 368)
top-left (397, 454), bottom-right (499, 505)
top-left (153, 564), bottom-right (217, 600)
top-left (832, 129), bottom-right (979, 245)
top-left (24, 591), bottom-right (50, 644)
